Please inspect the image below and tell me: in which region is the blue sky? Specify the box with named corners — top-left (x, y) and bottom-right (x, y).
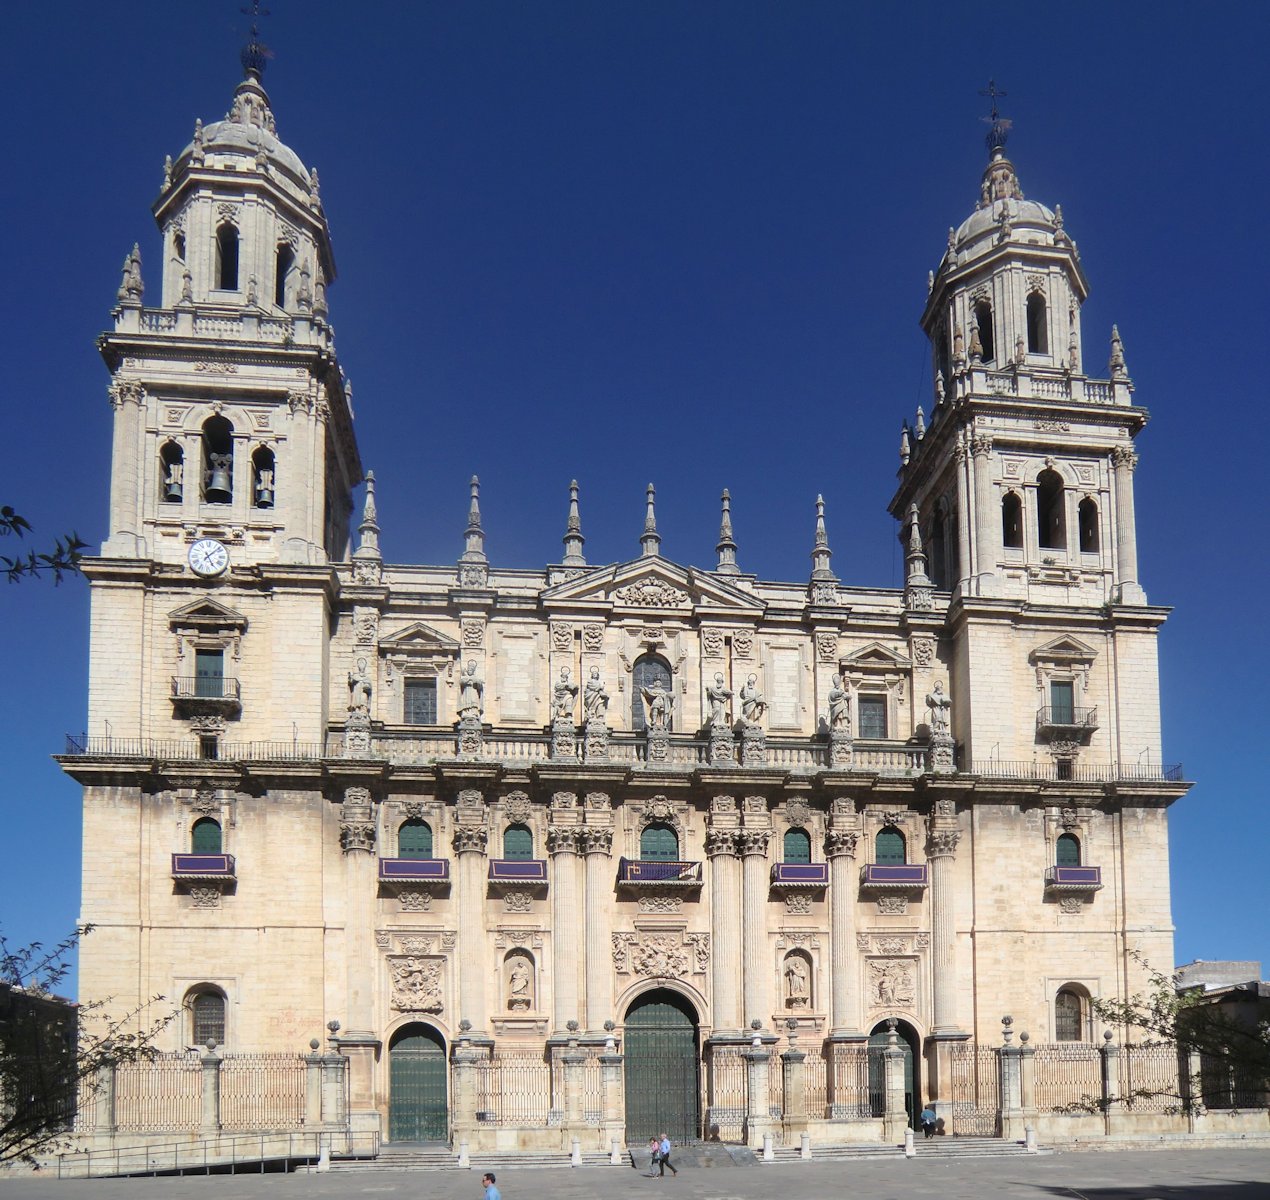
top-left (1, 1), bottom-right (1266, 989)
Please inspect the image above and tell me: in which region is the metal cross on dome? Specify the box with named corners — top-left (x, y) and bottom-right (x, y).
top-left (979, 80), bottom-right (1013, 152)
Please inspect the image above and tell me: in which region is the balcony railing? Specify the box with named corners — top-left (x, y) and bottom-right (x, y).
top-left (171, 676), bottom-right (241, 702)
top-left (964, 759), bottom-right (1183, 783)
top-left (617, 858), bottom-right (703, 887)
top-left (1036, 705), bottom-right (1098, 732)
top-left (488, 859), bottom-right (548, 885)
top-left (860, 863), bottom-right (929, 891)
top-left (1044, 865), bottom-right (1103, 892)
top-left (770, 862), bottom-right (829, 888)
top-left (378, 858), bottom-right (450, 883)
top-left (171, 853), bottom-right (236, 880)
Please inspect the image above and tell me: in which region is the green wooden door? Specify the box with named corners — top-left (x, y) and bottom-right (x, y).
top-left (389, 1030), bottom-right (448, 1141)
top-left (624, 993), bottom-right (700, 1144)
top-left (867, 1025), bottom-right (918, 1128)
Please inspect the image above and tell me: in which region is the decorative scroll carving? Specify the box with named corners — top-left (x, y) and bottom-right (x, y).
top-left (785, 894), bottom-right (812, 915)
top-left (551, 622), bottom-right (573, 651)
top-left (189, 886), bottom-right (220, 909)
top-left (705, 829), bottom-right (739, 857)
top-left (737, 830), bottom-right (770, 857)
top-left (503, 891), bottom-right (534, 912)
top-left (585, 791), bottom-right (611, 810)
top-left (637, 894), bottom-right (683, 914)
top-left (399, 891), bottom-right (432, 912)
top-left (612, 931), bottom-right (709, 977)
top-left (452, 824), bottom-right (488, 854)
top-left (926, 828), bottom-right (961, 858)
top-left (785, 799), bottom-right (812, 827)
top-left (816, 632), bottom-right (839, 662)
top-left (732, 629), bottom-right (754, 658)
top-left (579, 827), bottom-right (614, 855)
top-left (461, 620), bottom-right (484, 648)
top-left (547, 826), bottom-right (581, 855)
top-left (642, 796), bottom-right (677, 827)
top-left (912, 638), bottom-right (934, 668)
top-left (551, 791), bottom-right (577, 809)
top-left (876, 895), bottom-right (908, 914)
top-left (503, 790), bottom-right (532, 822)
top-left (702, 627), bottom-right (725, 659)
top-left (582, 623), bottom-right (605, 652)
top-left (614, 580), bottom-right (689, 608)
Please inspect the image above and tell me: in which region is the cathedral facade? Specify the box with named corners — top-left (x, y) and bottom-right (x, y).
top-left (64, 51), bottom-right (1191, 1152)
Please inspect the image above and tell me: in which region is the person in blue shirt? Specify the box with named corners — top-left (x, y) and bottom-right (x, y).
top-left (483, 1172), bottom-right (501, 1200)
top-left (658, 1134), bottom-right (678, 1177)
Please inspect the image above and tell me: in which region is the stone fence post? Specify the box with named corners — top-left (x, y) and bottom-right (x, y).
top-left (781, 1020), bottom-right (808, 1140)
top-left (304, 1041), bottom-right (324, 1127)
top-left (1099, 1030), bottom-right (1125, 1135)
top-left (199, 1043), bottom-right (222, 1136)
top-left (450, 1029), bottom-right (483, 1145)
top-left (882, 1020), bottom-right (908, 1143)
top-left (321, 1050), bottom-right (348, 1128)
top-left (600, 1026), bottom-right (624, 1150)
top-left (92, 1058), bottom-right (118, 1135)
top-left (562, 1037), bottom-right (586, 1141)
top-left (744, 1026), bottom-right (773, 1148)
top-left (997, 1017), bottom-right (1024, 1141)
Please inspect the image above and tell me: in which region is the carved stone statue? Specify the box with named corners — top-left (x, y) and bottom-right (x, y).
top-left (784, 956), bottom-right (809, 1007)
top-left (458, 659), bottom-right (484, 720)
top-left (347, 658), bottom-right (372, 713)
top-left (705, 672), bottom-right (732, 729)
top-left (926, 681), bottom-right (951, 738)
top-left (642, 677), bottom-right (673, 731)
top-left (583, 666), bottom-right (610, 722)
top-left (507, 957), bottom-right (533, 1011)
top-left (828, 673), bottom-right (851, 732)
top-left (552, 666), bottom-right (578, 721)
top-left (740, 673), bottom-right (767, 725)
top-left (390, 956), bottom-right (443, 1014)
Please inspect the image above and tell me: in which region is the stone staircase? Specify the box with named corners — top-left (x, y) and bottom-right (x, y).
top-left (765, 1136), bottom-right (1045, 1163)
top-left (330, 1143), bottom-right (465, 1172)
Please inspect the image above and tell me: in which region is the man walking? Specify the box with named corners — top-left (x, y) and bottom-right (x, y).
top-left (483, 1172), bottom-right (500, 1200)
top-left (658, 1132), bottom-right (677, 1177)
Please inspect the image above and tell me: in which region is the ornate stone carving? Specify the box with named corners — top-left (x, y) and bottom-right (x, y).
top-left (189, 789), bottom-right (220, 816)
top-left (970, 435), bottom-right (993, 459)
top-left (1060, 807), bottom-right (1079, 830)
top-left (711, 794), bottom-right (737, 813)
top-left (612, 931), bottom-right (708, 977)
top-left (189, 886), bottom-right (220, 909)
top-left (637, 894), bottom-right (683, 914)
top-left (585, 791), bottom-right (611, 810)
top-left (389, 956), bottom-right (443, 1013)
top-left (461, 620), bottom-right (484, 648)
top-left (934, 798), bottom-right (956, 818)
top-left (824, 830), bottom-right (859, 858)
top-left (869, 959), bottom-right (915, 1008)
top-left (457, 718), bottom-right (483, 758)
top-left (737, 830), bottom-right (770, 857)
top-left (912, 638), bottom-right (934, 668)
top-left (742, 796), bottom-right (767, 815)
top-left (583, 721), bottom-right (610, 761)
top-left (785, 894), bottom-right (813, 915)
top-left (816, 632), bottom-right (839, 662)
top-left (642, 796), bottom-right (677, 826)
top-left (339, 786), bottom-right (375, 853)
top-left (353, 609), bottom-right (379, 647)
top-left (551, 791), bottom-right (577, 809)
top-left (550, 622), bottom-right (573, 651)
top-left (877, 895), bottom-right (907, 914)
top-left (926, 829), bottom-right (961, 858)
top-left (502, 790), bottom-right (532, 822)
top-left (399, 891), bottom-right (432, 912)
top-left (188, 714), bottom-right (227, 737)
top-left (828, 674), bottom-right (850, 733)
top-left (702, 627), bottom-right (725, 659)
top-left (811, 581), bottom-right (840, 606)
top-left (458, 562), bottom-right (489, 588)
top-left (457, 789), bottom-right (485, 818)
top-left (1111, 446), bottom-right (1138, 471)
top-left (783, 954), bottom-right (811, 1009)
top-left (452, 824), bottom-right (488, 854)
top-left (552, 667), bottom-right (578, 721)
top-left (614, 580), bottom-right (689, 608)
top-left (457, 660), bottom-right (484, 719)
top-left (708, 723), bottom-right (736, 765)
top-left (547, 825), bottom-right (581, 855)
top-left (705, 828), bottom-right (738, 858)
top-left (831, 797), bottom-right (857, 817)
top-left (876, 809), bottom-right (908, 827)
top-left (582, 623), bottom-right (604, 652)
top-left (580, 827), bottom-right (613, 855)
top-left (732, 629), bottom-right (754, 658)
top-left (1059, 896), bottom-right (1084, 915)
top-left (503, 891), bottom-right (534, 913)
top-left (506, 954), bottom-right (534, 1011)
top-left (785, 798), bottom-right (812, 827)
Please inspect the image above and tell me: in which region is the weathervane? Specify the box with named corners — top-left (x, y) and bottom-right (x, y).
top-left (239, 0), bottom-right (273, 80)
top-left (979, 79), bottom-right (1012, 154)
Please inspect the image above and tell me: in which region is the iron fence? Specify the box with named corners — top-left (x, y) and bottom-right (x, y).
top-left (476, 1051), bottom-right (552, 1127)
top-left (949, 1044), bottom-right (999, 1136)
top-left (1199, 1053), bottom-right (1264, 1109)
top-left (1031, 1044), bottom-right (1102, 1112)
top-left (114, 1054), bottom-right (202, 1132)
top-left (705, 1047), bottom-right (747, 1141)
top-left (1119, 1043), bottom-right (1180, 1112)
top-left (802, 1045), bottom-right (827, 1118)
top-left (219, 1053), bottom-right (307, 1130)
top-left (828, 1044), bottom-right (873, 1119)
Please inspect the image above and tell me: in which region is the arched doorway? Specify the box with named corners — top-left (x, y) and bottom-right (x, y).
top-left (867, 1020), bottom-right (922, 1129)
top-left (388, 1024), bottom-right (448, 1142)
top-left (624, 990), bottom-right (700, 1144)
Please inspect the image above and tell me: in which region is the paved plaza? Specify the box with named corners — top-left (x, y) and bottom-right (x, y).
top-left (4, 1148), bottom-right (1270, 1200)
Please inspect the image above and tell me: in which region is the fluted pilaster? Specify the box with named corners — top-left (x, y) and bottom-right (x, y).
top-left (549, 824), bottom-right (582, 1032)
top-left (926, 809), bottom-right (961, 1034)
top-left (739, 830), bottom-right (770, 1026)
top-left (1111, 446), bottom-right (1142, 603)
top-left (582, 825), bottom-right (614, 1030)
top-left (453, 820), bottom-right (489, 1031)
top-left (970, 434), bottom-right (996, 581)
top-left (706, 828), bottom-right (742, 1033)
top-left (825, 828), bottom-right (861, 1035)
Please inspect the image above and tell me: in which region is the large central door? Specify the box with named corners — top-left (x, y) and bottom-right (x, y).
top-left (389, 1026), bottom-right (448, 1142)
top-left (624, 990), bottom-right (700, 1144)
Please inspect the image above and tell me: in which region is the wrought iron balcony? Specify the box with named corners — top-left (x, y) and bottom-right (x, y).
top-left (1036, 705), bottom-right (1098, 739)
top-left (171, 676), bottom-right (242, 715)
top-left (617, 858), bottom-right (703, 888)
top-left (860, 863), bottom-right (929, 892)
top-left (488, 859), bottom-right (548, 890)
top-left (378, 858), bottom-right (450, 883)
top-left (171, 853), bottom-right (236, 880)
top-left (1044, 865), bottom-right (1102, 892)
top-left (770, 862), bottom-right (829, 889)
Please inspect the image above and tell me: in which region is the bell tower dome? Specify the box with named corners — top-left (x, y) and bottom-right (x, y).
top-left (891, 91), bottom-right (1146, 608)
top-left (99, 24), bottom-right (359, 568)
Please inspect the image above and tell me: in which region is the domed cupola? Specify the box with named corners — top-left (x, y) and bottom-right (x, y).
top-left (151, 23), bottom-right (334, 315)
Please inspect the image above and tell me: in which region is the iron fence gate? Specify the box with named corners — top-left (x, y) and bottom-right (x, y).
top-left (624, 998), bottom-right (700, 1144)
top-left (389, 1032), bottom-right (448, 1141)
top-left (949, 1044), bottom-right (999, 1136)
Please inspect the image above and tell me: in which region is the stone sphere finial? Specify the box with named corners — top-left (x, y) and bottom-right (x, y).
top-left (603, 1019), bottom-right (616, 1032)
top-left (205, 1039), bottom-right (217, 1051)
top-left (459, 1018), bottom-right (472, 1032)
top-left (1103, 1029), bottom-right (1114, 1043)
top-left (327, 1019), bottom-right (341, 1034)
top-left (310, 1038), bottom-right (320, 1051)
top-left (567, 1019), bottom-right (580, 1033)
top-left (750, 1018), bottom-right (762, 1031)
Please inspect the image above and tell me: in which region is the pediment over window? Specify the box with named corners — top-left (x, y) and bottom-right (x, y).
top-left (378, 622), bottom-right (462, 656)
top-left (1029, 636), bottom-right (1097, 669)
top-left (168, 597), bottom-right (248, 634)
top-left (540, 558), bottom-right (765, 616)
top-left (840, 641), bottom-right (911, 673)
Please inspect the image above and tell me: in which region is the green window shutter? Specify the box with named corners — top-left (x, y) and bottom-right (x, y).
top-left (1056, 833), bottom-right (1081, 866)
top-left (398, 820), bottom-right (433, 859)
top-left (875, 827), bottom-right (905, 865)
top-left (640, 823), bottom-right (679, 861)
top-left (783, 828), bottom-right (811, 864)
top-left (191, 818), bottom-right (222, 854)
top-left (503, 825), bottom-right (533, 860)
top-left (1050, 680), bottom-right (1074, 724)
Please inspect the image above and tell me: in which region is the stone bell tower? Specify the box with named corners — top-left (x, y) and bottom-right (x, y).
top-left (99, 23), bottom-right (359, 570)
top-left (889, 90), bottom-right (1165, 774)
top-left (892, 90), bottom-right (1146, 610)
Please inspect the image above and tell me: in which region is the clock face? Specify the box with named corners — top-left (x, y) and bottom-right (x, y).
top-left (188, 539), bottom-right (229, 577)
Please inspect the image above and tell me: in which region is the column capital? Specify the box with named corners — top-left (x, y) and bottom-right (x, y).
top-left (970, 434), bottom-right (993, 459)
top-left (1110, 445), bottom-right (1138, 472)
top-left (339, 785), bottom-right (375, 854)
top-left (737, 829), bottom-right (770, 857)
top-left (547, 825), bottom-right (582, 856)
top-left (452, 823), bottom-right (488, 854)
top-left (580, 827), bottom-right (613, 856)
top-left (925, 828), bottom-right (961, 859)
top-left (824, 829), bottom-right (859, 859)
top-left (705, 828), bottom-right (739, 858)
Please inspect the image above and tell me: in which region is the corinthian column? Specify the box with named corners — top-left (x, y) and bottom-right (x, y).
top-left (926, 805), bottom-right (961, 1034)
top-left (452, 816), bottom-right (489, 1032)
top-left (706, 828), bottom-right (741, 1034)
top-left (954, 438), bottom-right (972, 592)
top-left (1110, 446), bottom-right (1144, 603)
top-left (825, 828), bottom-right (861, 1036)
top-left (739, 829), bottom-right (771, 1028)
top-left (549, 818), bottom-right (582, 1032)
top-left (583, 822), bottom-right (614, 1031)
top-left (971, 434), bottom-right (997, 586)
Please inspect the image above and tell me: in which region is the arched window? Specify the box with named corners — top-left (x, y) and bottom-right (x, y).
top-left (503, 824), bottom-right (533, 860)
top-left (631, 654), bottom-right (673, 732)
top-left (928, 505), bottom-right (947, 590)
top-left (1026, 292), bottom-right (1048, 354)
top-left (251, 446), bottom-right (275, 509)
top-left (874, 826), bottom-right (906, 865)
top-left (640, 823), bottom-right (679, 861)
top-left (934, 324), bottom-right (951, 393)
top-left (398, 820), bottom-right (433, 860)
top-left (215, 224), bottom-right (239, 291)
top-left (1056, 832), bottom-right (1081, 866)
top-left (1055, 988), bottom-right (1085, 1042)
top-left (974, 300), bottom-right (995, 362)
top-left (1036, 469), bottom-right (1066, 550)
top-left (274, 243), bottom-right (295, 308)
top-left (191, 818), bottom-right (222, 854)
top-left (783, 828), bottom-right (811, 864)
top-left (173, 231), bottom-right (186, 262)
top-left (1002, 491), bottom-right (1023, 548)
top-left (160, 441), bottom-right (184, 503)
top-left (202, 416), bottom-right (234, 504)
top-left (1078, 498), bottom-right (1099, 553)
top-left (189, 988), bottom-right (226, 1047)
